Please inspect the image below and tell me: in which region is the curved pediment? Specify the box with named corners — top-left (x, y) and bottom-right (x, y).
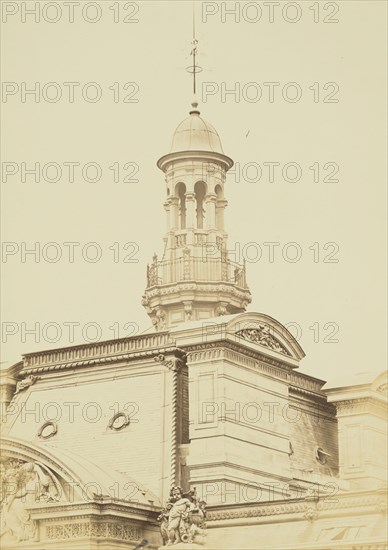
top-left (225, 312), bottom-right (305, 363)
top-left (170, 311), bottom-right (305, 365)
top-left (0, 437), bottom-right (161, 506)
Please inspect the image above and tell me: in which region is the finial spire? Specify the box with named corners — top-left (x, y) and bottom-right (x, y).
top-left (186, 1), bottom-right (202, 105)
top-left (192, 1), bottom-right (198, 96)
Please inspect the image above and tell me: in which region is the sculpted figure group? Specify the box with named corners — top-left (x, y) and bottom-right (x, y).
top-left (0, 458), bottom-right (60, 543)
top-left (158, 486), bottom-right (206, 546)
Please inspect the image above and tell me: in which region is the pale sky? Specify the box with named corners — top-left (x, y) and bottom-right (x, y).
top-left (1, 1), bottom-right (387, 382)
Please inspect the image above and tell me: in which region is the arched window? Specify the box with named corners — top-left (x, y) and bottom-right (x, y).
top-left (176, 182), bottom-right (186, 229)
top-left (194, 181), bottom-right (206, 229)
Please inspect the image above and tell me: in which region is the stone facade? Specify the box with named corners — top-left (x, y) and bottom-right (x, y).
top-left (1, 101), bottom-right (387, 549)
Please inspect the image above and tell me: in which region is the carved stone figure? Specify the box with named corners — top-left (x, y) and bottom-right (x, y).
top-left (216, 305), bottom-right (227, 316)
top-left (152, 308), bottom-right (166, 331)
top-left (158, 486), bottom-right (206, 546)
top-left (0, 459), bottom-right (60, 543)
top-left (157, 503), bottom-right (173, 546)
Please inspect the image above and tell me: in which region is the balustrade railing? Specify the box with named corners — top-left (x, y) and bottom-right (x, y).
top-left (146, 256), bottom-right (248, 289)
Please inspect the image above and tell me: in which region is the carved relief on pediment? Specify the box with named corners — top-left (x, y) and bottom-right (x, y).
top-left (235, 326), bottom-right (291, 356)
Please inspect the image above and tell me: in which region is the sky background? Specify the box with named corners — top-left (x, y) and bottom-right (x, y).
top-left (1, 0), bottom-right (387, 382)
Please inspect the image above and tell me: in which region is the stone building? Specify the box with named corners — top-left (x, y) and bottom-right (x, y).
top-left (0, 99), bottom-right (387, 550)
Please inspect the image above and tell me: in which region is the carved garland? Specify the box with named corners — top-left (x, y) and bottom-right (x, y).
top-left (235, 327), bottom-right (291, 356)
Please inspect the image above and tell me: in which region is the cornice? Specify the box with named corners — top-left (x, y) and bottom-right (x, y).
top-left (205, 491), bottom-right (388, 522)
top-left (144, 281), bottom-right (251, 301)
top-left (186, 340), bottom-right (295, 375)
top-left (30, 500), bottom-right (160, 518)
top-left (335, 397), bottom-right (387, 416)
top-left (21, 332), bottom-right (173, 371)
top-left (185, 342), bottom-right (328, 401)
top-left (157, 150), bottom-right (234, 173)
top-left (20, 345), bottom-right (179, 376)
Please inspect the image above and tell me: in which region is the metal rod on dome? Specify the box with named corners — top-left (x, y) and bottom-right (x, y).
top-left (186, 1), bottom-right (202, 102)
top-left (192, 1), bottom-right (198, 96)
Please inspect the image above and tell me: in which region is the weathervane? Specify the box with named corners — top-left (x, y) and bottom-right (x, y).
top-left (186, 2), bottom-right (203, 97)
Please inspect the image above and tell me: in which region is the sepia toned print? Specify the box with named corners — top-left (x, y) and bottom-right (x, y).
top-left (1, 1), bottom-right (387, 549)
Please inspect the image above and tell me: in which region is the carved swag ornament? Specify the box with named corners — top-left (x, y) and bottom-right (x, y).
top-left (236, 325), bottom-right (291, 356)
top-left (157, 486), bottom-right (206, 546)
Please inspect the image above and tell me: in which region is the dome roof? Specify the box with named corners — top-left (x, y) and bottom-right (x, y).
top-left (170, 102), bottom-right (224, 154)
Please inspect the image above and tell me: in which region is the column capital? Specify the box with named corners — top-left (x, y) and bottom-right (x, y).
top-left (217, 198), bottom-right (228, 207)
top-left (205, 193), bottom-right (217, 202)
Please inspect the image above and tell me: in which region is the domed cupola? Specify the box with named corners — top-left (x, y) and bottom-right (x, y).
top-left (169, 102), bottom-right (224, 155)
top-left (142, 101), bottom-right (251, 331)
top-left (157, 102), bottom-right (233, 174)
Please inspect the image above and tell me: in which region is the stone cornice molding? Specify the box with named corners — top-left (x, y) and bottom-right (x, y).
top-left (29, 500), bottom-right (160, 519)
top-left (186, 341), bottom-right (295, 374)
top-left (205, 491), bottom-right (388, 523)
top-left (334, 397), bottom-right (387, 416)
top-left (20, 345), bottom-right (179, 376)
top-left (185, 342), bottom-right (330, 402)
top-left (144, 281), bottom-right (252, 299)
top-left (157, 150), bottom-right (234, 173)
top-left (21, 332), bottom-right (173, 371)
top-left (289, 386), bottom-right (336, 411)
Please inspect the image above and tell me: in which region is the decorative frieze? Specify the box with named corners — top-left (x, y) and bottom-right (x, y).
top-left (45, 521), bottom-right (141, 541)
